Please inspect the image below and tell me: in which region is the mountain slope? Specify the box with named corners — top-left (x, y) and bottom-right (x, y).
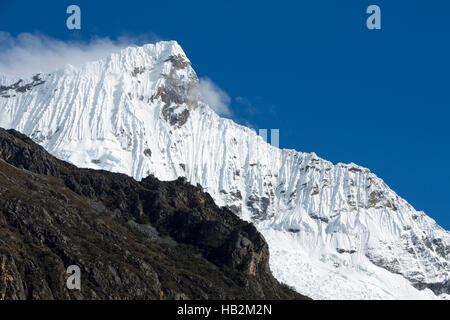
top-left (0, 128), bottom-right (306, 300)
top-left (0, 41), bottom-right (449, 299)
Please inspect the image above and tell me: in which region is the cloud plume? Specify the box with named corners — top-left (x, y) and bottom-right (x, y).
top-left (0, 31), bottom-right (158, 78)
top-left (199, 77), bottom-right (232, 117)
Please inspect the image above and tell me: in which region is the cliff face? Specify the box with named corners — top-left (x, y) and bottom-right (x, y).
top-left (0, 128), bottom-right (307, 300)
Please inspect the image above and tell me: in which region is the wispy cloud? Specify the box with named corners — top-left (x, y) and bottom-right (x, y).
top-left (199, 77), bottom-right (232, 117)
top-left (235, 96), bottom-right (259, 116)
top-left (0, 31), bottom-right (159, 78)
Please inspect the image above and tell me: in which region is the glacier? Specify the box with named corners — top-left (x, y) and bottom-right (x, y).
top-left (0, 40), bottom-right (449, 299)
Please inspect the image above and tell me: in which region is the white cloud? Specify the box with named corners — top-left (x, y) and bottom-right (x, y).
top-left (0, 31), bottom-right (159, 78)
top-left (199, 77), bottom-right (232, 117)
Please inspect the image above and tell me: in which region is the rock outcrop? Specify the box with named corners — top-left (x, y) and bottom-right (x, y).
top-left (0, 128), bottom-right (308, 300)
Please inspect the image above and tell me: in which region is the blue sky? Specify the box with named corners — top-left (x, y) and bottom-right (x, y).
top-left (1, 0), bottom-right (449, 229)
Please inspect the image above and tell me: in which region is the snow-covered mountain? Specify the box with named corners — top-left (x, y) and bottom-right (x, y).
top-left (1, 41), bottom-right (449, 299)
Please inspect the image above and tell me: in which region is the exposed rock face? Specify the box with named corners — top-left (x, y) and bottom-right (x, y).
top-left (0, 128), bottom-right (308, 300)
top-left (0, 74), bottom-right (45, 98)
top-left (159, 55), bottom-right (200, 127)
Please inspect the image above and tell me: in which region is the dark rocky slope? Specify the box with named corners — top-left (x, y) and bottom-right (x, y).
top-left (0, 128), bottom-right (308, 300)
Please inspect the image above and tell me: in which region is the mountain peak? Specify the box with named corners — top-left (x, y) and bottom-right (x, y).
top-left (0, 40), bottom-right (189, 83)
top-left (1, 39), bottom-right (449, 300)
